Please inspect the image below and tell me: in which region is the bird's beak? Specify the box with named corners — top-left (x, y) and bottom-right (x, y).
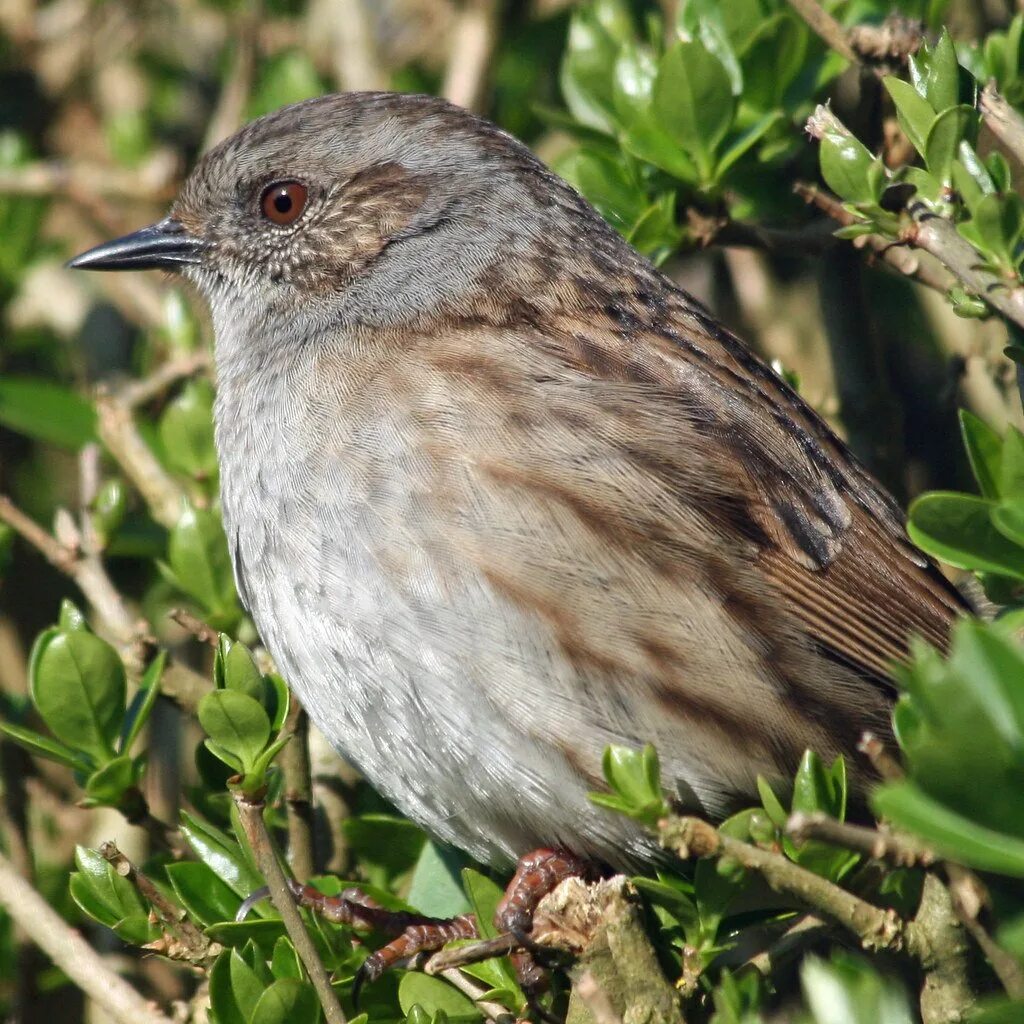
top-left (67, 217), bottom-right (205, 272)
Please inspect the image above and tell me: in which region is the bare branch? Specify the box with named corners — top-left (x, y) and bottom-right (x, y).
top-left (0, 157), bottom-right (177, 201)
top-left (794, 182), bottom-right (955, 296)
top-left (318, 0), bottom-right (387, 92)
top-left (0, 849), bottom-right (176, 1024)
top-left (234, 791), bottom-right (348, 1024)
top-left (786, 0), bottom-right (858, 64)
top-left (442, 0), bottom-right (500, 113)
top-left (660, 816), bottom-right (905, 950)
top-left (168, 607), bottom-right (220, 648)
top-left (903, 201), bottom-right (1024, 331)
top-left (100, 842), bottom-right (215, 964)
top-left (437, 967), bottom-right (516, 1024)
top-left (980, 82), bottom-right (1024, 170)
top-left (203, 11), bottom-right (260, 152)
top-left (858, 731), bottom-right (905, 782)
top-left (786, 812), bottom-right (935, 867)
top-left (117, 351), bottom-right (210, 410)
top-left (95, 387), bottom-right (186, 530)
top-left (426, 934), bottom-right (518, 973)
top-left (280, 700), bottom-right (316, 880)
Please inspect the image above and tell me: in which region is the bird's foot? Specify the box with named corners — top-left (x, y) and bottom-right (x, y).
top-left (495, 847), bottom-right (593, 937)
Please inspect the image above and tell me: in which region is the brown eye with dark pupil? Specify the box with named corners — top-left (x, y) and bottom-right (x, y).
top-left (260, 181), bottom-right (307, 225)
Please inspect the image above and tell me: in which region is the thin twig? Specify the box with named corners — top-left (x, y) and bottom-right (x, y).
top-left (442, 0), bottom-right (501, 113)
top-left (980, 82), bottom-right (1024, 170)
top-left (786, 0), bottom-right (858, 64)
top-left (169, 608), bottom-right (220, 649)
top-left (0, 495), bottom-right (208, 715)
top-left (786, 812), bottom-right (935, 867)
top-left (794, 182), bottom-right (954, 295)
top-left (118, 352), bottom-right (210, 410)
top-left (0, 850), bottom-right (176, 1024)
top-left (858, 731), bottom-right (905, 782)
top-left (739, 914), bottom-right (830, 978)
top-left (203, 8), bottom-right (261, 151)
top-left (945, 863), bottom-right (1024, 999)
top-left (686, 206), bottom-right (837, 254)
top-left (904, 200), bottom-right (1024, 330)
top-left (99, 842), bottom-right (214, 963)
top-left (233, 791), bottom-right (348, 1024)
top-left (95, 388), bottom-right (186, 529)
top-left (425, 933), bottom-right (518, 973)
top-left (659, 816), bottom-right (905, 951)
top-left (280, 700), bottom-right (316, 880)
top-left (438, 968), bottom-right (516, 1024)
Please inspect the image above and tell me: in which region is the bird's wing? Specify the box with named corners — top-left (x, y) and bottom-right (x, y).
top-left (518, 282), bottom-right (967, 682)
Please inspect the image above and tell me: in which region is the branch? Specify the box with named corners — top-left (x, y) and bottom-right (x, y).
top-left (0, 157), bottom-right (177, 201)
top-left (442, 0), bottom-right (500, 113)
top-left (280, 700), bottom-right (316, 880)
top-left (903, 201), bottom-right (1024, 331)
top-left (686, 206), bottom-right (837, 254)
top-left (202, 9), bottom-right (260, 152)
top-left (786, 0), bottom-right (858, 64)
top-left (660, 816), bottom-right (904, 950)
top-left (980, 82), bottom-right (1024, 170)
top-left (0, 494), bottom-right (208, 715)
top-left (168, 607), bottom-right (220, 648)
top-left (117, 351), bottom-right (210, 410)
top-left (99, 842), bottom-right (214, 964)
top-left (0, 850), bottom-right (176, 1024)
top-left (95, 387), bottom-right (186, 530)
top-left (233, 791), bottom-right (348, 1024)
top-left (794, 182), bottom-right (954, 296)
top-left (786, 812), bottom-right (936, 867)
top-left (425, 934), bottom-right (518, 973)
top-left (320, 0), bottom-right (387, 92)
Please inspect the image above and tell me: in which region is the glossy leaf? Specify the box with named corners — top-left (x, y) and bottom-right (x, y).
top-left (960, 409), bottom-right (1003, 499)
top-left (159, 379), bottom-right (217, 480)
top-left (180, 810), bottom-right (264, 897)
top-left (654, 42), bottom-right (734, 182)
top-left (0, 377), bottom-right (97, 449)
top-left (884, 77), bottom-right (936, 156)
top-left (398, 972), bottom-right (480, 1021)
top-left (908, 492), bottom-right (1024, 580)
top-left (30, 628), bottom-right (126, 763)
top-left (250, 978), bottom-right (320, 1024)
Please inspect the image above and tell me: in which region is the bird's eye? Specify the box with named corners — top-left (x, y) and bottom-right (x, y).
top-left (260, 180), bottom-right (308, 225)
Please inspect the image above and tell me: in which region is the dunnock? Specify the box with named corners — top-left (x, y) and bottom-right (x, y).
top-left (70, 93), bottom-right (964, 884)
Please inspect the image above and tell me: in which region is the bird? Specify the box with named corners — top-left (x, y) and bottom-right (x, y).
top-left (70, 90), bottom-right (965, 933)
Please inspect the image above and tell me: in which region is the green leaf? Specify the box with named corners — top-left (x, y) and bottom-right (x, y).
top-left (271, 936), bottom-right (304, 980)
top-left (166, 861), bottom-right (242, 925)
top-left (884, 77), bottom-right (936, 156)
top-left (873, 781), bottom-right (1024, 876)
top-left (958, 193), bottom-right (1024, 272)
top-left (250, 978), bottom-right (320, 1024)
top-left (180, 810), bottom-right (264, 897)
top-left (716, 111), bottom-right (783, 179)
top-left (923, 30), bottom-right (960, 114)
top-left (407, 841), bottom-right (471, 919)
top-left (462, 869), bottom-right (504, 941)
top-left (0, 720), bottom-right (84, 770)
top-left (120, 650), bottom-right (166, 753)
top-left (199, 689), bottom-right (271, 774)
top-left (159, 379), bottom-right (217, 480)
top-left (908, 492), bottom-right (1024, 580)
top-left (923, 105), bottom-right (973, 184)
top-left (82, 755), bottom-right (136, 806)
top-left (398, 973), bottom-right (480, 1022)
top-left (228, 947), bottom-right (266, 1021)
top-left (166, 504), bottom-right (238, 621)
top-left (960, 410), bottom-right (1003, 499)
top-left (205, 920), bottom-right (288, 950)
top-left (209, 950), bottom-right (247, 1024)
top-left (818, 127), bottom-right (876, 205)
top-left (560, 7), bottom-right (621, 134)
top-left (71, 845), bottom-right (147, 925)
top-left (654, 42), bottom-right (735, 183)
top-left (0, 377), bottom-right (97, 449)
top-left (554, 148), bottom-right (646, 233)
top-left (801, 953), bottom-right (915, 1024)
top-left (992, 501), bottom-right (1024, 550)
top-left (757, 776), bottom-right (787, 830)
top-left (30, 629), bottom-right (126, 763)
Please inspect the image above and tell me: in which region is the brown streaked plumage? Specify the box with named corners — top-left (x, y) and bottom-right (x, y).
top-left (68, 92), bottom-right (967, 881)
